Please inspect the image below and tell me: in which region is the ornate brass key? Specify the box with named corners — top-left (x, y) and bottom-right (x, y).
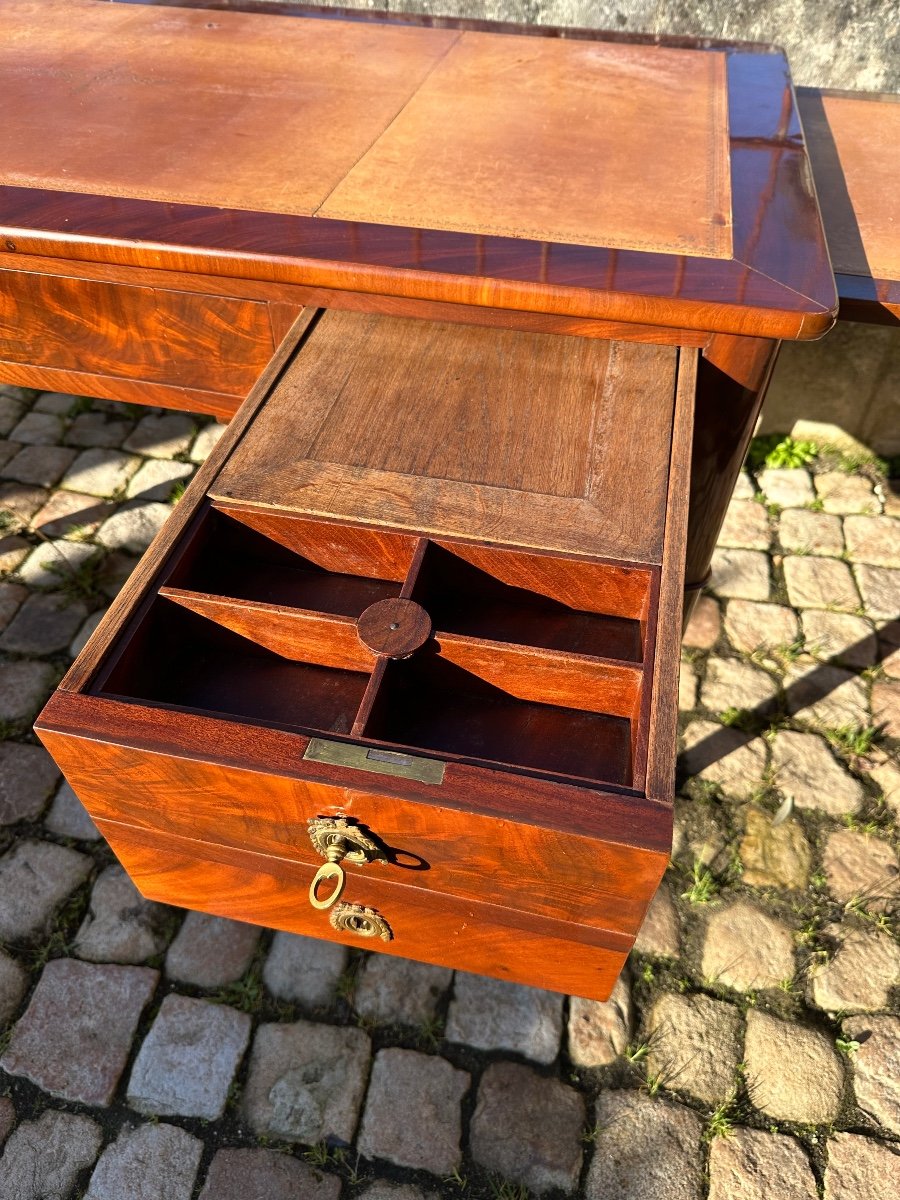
top-left (306, 817), bottom-right (382, 912)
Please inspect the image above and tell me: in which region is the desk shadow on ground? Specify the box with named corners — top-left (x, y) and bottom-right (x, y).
top-left (677, 615), bottom-right (899, 785)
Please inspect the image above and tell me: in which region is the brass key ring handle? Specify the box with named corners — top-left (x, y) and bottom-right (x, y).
top-left (307, 818), bottom-right (382, 912)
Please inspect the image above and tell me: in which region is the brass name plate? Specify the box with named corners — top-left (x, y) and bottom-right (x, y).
top-left (303, 738), bottom-right (446, 785)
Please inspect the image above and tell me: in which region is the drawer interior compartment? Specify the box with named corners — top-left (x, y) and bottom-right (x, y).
top-left (92, 505), bottom-right (656, 789)
top-left (100, 602), bottom-right (369, 736)
top-left (411, 542), bottom-right (648, 661)
top-left (362, 655), bottom-right (633, 784)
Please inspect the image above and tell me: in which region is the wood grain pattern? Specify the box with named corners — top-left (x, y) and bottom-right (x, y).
top-left (429, 636), bottom-right (642, 722)
top-left (0, 267), bottom-right (278, 407)
top-left (211, 505), bottom-right (418, 584)
top-left (37, 695), bottom-right (669, 935)
top-left (213, 311), bottom-right (679, 564)
top-left (95, 817), bottom-right (631, 999)
top-left (0, 250), bottom-right (711, 346)
top-left (56, 309), bottom-right (320, 695)
top-left (646, 348), bottom-right (695, 800)
top-left (0, 360), bottom-right (243, 420)
top-left (0, 3), bottom-right (836, 339)
top-left (158, 589), bottom-right (373, 672)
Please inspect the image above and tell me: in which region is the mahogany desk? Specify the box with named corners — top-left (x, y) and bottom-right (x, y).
top-left (3, 0), bottom-right (836, 997)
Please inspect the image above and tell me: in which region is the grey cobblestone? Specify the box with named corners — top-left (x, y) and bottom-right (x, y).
top-left (470, 1060), bottom-right (585, 1194)
top-left (770, 729), bottom-right (864, 814)
top-left (710, 547), bottom-right (770, 600)
top-left (701, 900), bottom-right (795, 992)
top-left (647, 992), bottom-right (742, 1103)
top-left (0, 591), bottom-right (88, 654)
top-left (166, 911), bottom-right (260, 988)
top-left (262, 930), bottom-right (347, 1007)
top-left (0, 479), bottom-right (47, 525)
top-left (568, 972), bottom-right (631, 1067)
top-left (815, 472), bottom-right (881, 515)
top-left (84, 1122), bottom-right (203, 1200)
top-left (783, 555), bottom-right (861, 610)
top-left (74, 865), bottom-right (173, 964)
top-left (60, 448), bottom-right (140, 496)
top-left (30, 488), bottom-right (114, 538)
top-left (15, 537), bottom-right (98, 588)
top-left (844, 1015), bottom-right (900, 1135)
top-left (744, 1010), bottom-right (844, 1123)
top-left (0, 580), bottom-right (26, 630)
top-left (64, 410), bottom-right (134, 449)
top-left (3, 444), bottom-right (77, 487)
top-left (1, 959), bottom-right (158, 1106)
top-left (198, 1148), bottom-right (342, 1200)
top-left (810, 924), bottom-right (900, 1013)
top-left (779, 507), bottom-right (844, 555)
top-left (708, 1128), bottom-right (817, 1200)
top-left (242, 1019), bottom-right (370, 1143)
top-left (127, 994), bottom-right (251, 1120)
top-left (357, 1048), bottom-right (469, 1175)
top-left (123, 413), bottom-right (195, 458)
top-left (633, 883), bottom-right (680, 958)
top-left (701, 656), bottom-right (778, 713)
top-left (0, 947), bottom-right (27, 1025)
top-left (0, 659), bottom-right (56, 724)
top-left (717, 500), bottom-right (771, 550)
top-left (784, 660), bottom-right (869, 727)
top-left (801, 609), bottom-right (878, 668)
top-left (354, 954), bottom-right (452, 1027)
top-left (95, 500), bottom-right (171, 552)
top-left (757, 467), bottom-right (815, 508)
top-left (853, 563), bottom-right (900, 618)
top-left (44, 780), bottom-right (101, 840)
top-left (682, 595), bottom-right (721, 648)
top-left (823, 1133), bottom-right (900, 1200)
top-left (843, 514), bottom-right (900, 567)
top-left (190, 422), bottom-right (226, 462)
top-left (585, 1093), bottom-right (703, 1200)
top-left (680, 721), bottom-right (768, 800)
top-left (724, 599), bottom-right (799, 656)
top-left (822, 828), bottom-right (900, 912)
top-left (9, 411), bottom-right (65, 446)
top-left (0, 839), bottom-right (91, 941)
top-left (0, 742), bottom-right (60, 824)
top-left (872, 679), bottom-right (900, 737)
top-left (70, 608), bottom-right (105, 657)
top-left (126, 458), bottom-right (193, 501)
top-left (33, 392), bottom-right (78, 415)
top-left (446, 972), bottom-right (563, 1063)
top-left (0, 1109), bottom-right (103, 1200)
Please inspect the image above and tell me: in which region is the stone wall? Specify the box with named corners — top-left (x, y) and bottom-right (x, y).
top-left (293, 1), bottom-right (900, 454)
top-left (305, 1), bottom-right (900, 90)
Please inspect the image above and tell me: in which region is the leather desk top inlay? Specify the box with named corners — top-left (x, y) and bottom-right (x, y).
top-left (2, 0), bottom-right (730, 257)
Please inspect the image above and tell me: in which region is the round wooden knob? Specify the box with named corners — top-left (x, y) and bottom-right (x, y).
top-left (357, 598), bottom-right (432, 658)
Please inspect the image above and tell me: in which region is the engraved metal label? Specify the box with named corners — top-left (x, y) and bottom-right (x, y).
top-left (303, 737), bottom-right (445, 785)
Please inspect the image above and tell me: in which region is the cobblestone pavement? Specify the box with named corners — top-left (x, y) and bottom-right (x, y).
top-left (1, 383), bottom-right (899, 1198)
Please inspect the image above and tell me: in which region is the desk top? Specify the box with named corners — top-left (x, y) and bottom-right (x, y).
top-left (1, 0), bottom-right (836, 339)
top-left (798, 88), bottom-right (900, 323)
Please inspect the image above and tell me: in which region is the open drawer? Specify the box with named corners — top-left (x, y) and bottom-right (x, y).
top-left (36, 308), bottom-right (693, 1000)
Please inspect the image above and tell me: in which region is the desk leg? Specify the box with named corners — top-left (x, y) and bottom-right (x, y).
top-left (684, 333), bottom-right (781, 624)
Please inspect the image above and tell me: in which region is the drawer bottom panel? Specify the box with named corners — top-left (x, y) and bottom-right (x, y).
top-left (96, 819), bottom-right (630, 1001)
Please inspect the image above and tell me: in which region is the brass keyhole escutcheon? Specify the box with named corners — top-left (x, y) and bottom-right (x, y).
top-left (306, 817), bottom-right (382, 913)
top-left (330, 901), bottom-right (393, 942)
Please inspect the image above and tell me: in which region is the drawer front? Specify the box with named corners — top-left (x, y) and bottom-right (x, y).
top-left (95, 817), bottom-right (630, 1001)
top-left (0, 269), bottom-right (281, 413)
top-left (39, 710), bottom-right (669, 939)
